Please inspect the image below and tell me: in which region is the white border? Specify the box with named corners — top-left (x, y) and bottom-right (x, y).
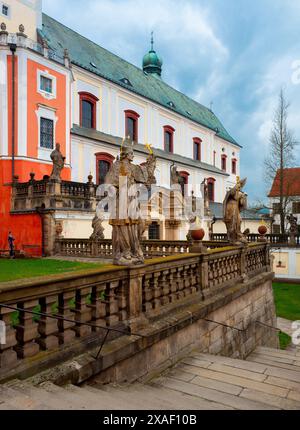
top-left (0, 50), bottom-right (8, 156)
top-left (37, 69), bottom-right (57, 100)
top-left (35, 104), bottom-right (58, 161)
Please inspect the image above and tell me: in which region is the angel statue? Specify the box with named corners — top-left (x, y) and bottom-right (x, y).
top-left (223, 177), bottom-right (248, 245)
top-left (105, 143), bottom-right (156, 266)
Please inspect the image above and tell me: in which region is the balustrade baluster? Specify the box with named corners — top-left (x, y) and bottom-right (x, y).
top-left (73, 287), bottom-right (93, 337)
top-left (0, 307), bottom-right (18, 368)
top-left (15, 300), bottom-right (40, 359)
top-left (57, 291), bottom-right (76, 345)
top-left (105, 281), bottom-right (120, 326)
top-left (37, 295), bottom-right (59, 350)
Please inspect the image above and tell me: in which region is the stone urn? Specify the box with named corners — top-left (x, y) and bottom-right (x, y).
top-left (258, 225), bottom-right (267, 242)
top-left (191, 228), bottom-right (205, 241)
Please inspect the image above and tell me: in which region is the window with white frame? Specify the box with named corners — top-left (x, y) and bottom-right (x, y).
top-left (1, 3), bottom-right (9, 18)
top-left (38, 70), bottom-right (56, 99)
top-left (40, 118), bottom-right (54, 149)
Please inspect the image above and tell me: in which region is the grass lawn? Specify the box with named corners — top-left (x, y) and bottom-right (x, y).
top-left (273, 282), bottom-right (300, 321)
top-left (0, 259), bottom-right (105, 282)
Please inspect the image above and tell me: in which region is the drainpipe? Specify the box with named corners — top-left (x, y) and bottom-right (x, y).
top-left (9, 43), bottom-right (17, 183)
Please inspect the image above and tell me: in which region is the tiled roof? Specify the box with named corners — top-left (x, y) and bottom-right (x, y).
top-left (41, 14), bottom-right (240, 148)
top-left (268, 168), bottom-right (300, 197)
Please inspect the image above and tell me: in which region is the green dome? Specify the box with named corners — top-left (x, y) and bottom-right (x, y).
top-left (143, 35), bottom-right (163, 77)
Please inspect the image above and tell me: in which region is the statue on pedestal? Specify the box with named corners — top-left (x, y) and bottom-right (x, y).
top-left (287, 214), bottom-right (298, 246)
top-left (201, 179), bottom-right (211, 216)
top-left (50, 143), bottom-right (65, 182)
top-left (223, 177), bottom-right (248, 245)
top-left (105, 144), bottom-right (156, 266)
top-left (90, 214), bottom-right (105, 241)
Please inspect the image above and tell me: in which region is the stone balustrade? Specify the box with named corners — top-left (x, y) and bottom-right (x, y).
top-left (211, 233), bottom-right (300, 247)
top-left (0, 243), bottom-right (271, 377)
top-left (12, 175), bottom-right (98, 212)
top-left (56, 238), bottom-right (228, 259)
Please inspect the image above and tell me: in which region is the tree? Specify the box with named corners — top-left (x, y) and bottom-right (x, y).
top-left (264, 89), bottom-right (298, 234)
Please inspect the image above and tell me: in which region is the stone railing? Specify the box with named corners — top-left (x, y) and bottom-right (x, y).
top-left (56, 238), bottom-right (229, 259)
top-left (12, 175), bottom-right (98, 212)
top-left (0, 243), bottom-right (270, 376)
top-left (211, 233), bottom-right (300, 247)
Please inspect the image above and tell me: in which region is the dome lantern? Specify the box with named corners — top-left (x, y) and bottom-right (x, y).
top-left (142, 32), bottom-right (163, 77)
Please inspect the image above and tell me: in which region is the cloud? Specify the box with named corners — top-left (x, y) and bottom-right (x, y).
top-left (43, 0), bottom-right (300, 203)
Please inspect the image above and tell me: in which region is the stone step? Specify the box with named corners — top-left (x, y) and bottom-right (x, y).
top-left (156, 376), bottom-right (279, 410)
top-left (191, 352), bottom-right (268, 373)
top-left (255, 347), bottom-right (300, 362)
top-left (0, 383), bottom-right (51, 410)
top-left (170, 363), bottom-right (289, 398)
top-left (255, 346), bottom-right (299, 360)
top-left (85, 382), bottom-right (233, 410)
top-left (248, 354), bottom-right (300, 371)
top-left (40, 381), bottom-right (123, 410)
top-left (239, 388), bottom-right (300, 410)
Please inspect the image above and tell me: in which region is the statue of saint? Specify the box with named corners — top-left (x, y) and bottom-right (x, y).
top-left (90, 214), bottom-right (105, 240)
top-left (287, 213), bottom-right (298, 245)
top-left (223, 178), bottom-right (248, 245)
top-left (105, 144), bottom-right (156, 266)
top-left (201, 178), bottom-right (210, 216)
top-left (50, 143), bottom-right (65, 182)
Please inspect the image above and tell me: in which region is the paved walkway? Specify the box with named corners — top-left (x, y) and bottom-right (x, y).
top-left (1, 345), bottom-right (300, 410)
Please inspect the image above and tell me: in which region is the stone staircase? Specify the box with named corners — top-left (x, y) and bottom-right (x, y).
top-left (1, 346), bottom-right (300, 410)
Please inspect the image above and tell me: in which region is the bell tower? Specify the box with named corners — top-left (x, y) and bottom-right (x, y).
top-left (0, 0), bottom-right (42, 40)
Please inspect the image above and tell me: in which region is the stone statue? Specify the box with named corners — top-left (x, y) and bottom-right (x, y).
top-left (201, 178), bottom-right (210, 216)
top-left (50, 143), bottom-right (65, 182)
top-left (287, 214), bottom-right (298, 246)
top-left (170, 164), bottom-right (184, 187)
top-left (90, 214), bottom-right (105, 240)
top-left (223, 178), bottom-right (248, 245)
top-left (105, 144), bottom-right (156, 266)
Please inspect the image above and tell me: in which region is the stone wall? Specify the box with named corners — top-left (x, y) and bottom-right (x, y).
top-left (90, 275), bottom-right (278, 385)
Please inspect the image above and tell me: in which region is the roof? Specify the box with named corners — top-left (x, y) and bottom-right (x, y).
top-left (210, 202), bottom-right (262, 220)
top-left (40, 14), bottom-right (240, 148)
top-left (268, 168), bottom-right (300, 197)
top-left (71, 125), bottom-right (229, 176)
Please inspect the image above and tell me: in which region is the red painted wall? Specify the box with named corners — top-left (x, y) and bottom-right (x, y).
top-left (0, 160), bottom-right (70, 255)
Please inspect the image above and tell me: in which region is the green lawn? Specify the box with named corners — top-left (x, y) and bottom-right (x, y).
top-left (273, 282), bottom-right (300, 321)
top-left (0, 259), bottom-right (104, 282)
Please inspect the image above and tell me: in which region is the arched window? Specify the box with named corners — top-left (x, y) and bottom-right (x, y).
top-left (179, 171), bottom-right (190, 196)
top-left (193, 138), bottom-right (202, 161)
top-left (95, 153), bottom-right (115, 185)
top-left (221, 154), bottom-right (227, 172)
top-left (207, 178), bottom-right (216, 202)
top-left (79, 92), bottom-right (99, 129)
top-left (125, 110), bottom-right (140, 142)
top-left (232, 158), bottom-right (237, 175)
top-left (163, 125), bottom-right (175, 153)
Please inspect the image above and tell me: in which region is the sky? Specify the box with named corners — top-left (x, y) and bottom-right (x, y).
top-left (43, 0), bottom-right (300, 204)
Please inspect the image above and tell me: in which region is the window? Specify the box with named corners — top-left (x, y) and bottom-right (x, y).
top-left (273, 225), bottom-right (280, 234)
top-left (207, 178), bottom-right (216, 202)
top-left (232, 159), bottom-right (237, 175)
top-left (221, 155), bottom-right (227, 172)
top-left (193, 138), bottom-right (202, 161)
top-left (179, 171), bottom-right (189, 197)
top-left (95, 153), bottom-right (115, 185)
top-left (213, 151), bottom-right (216, 166)
top-left (79, 92), bottom-right (99, 129)
top-left (2, 4), bottom-right (8, 16)
top-left (40, 118), bottom-right (54, 149)
top-left (149, 222), bottom-right (160, 240)
top-left (273, 203), bottom-right (281, 215)
top-left (292, 202), bottom-right (300, 214)
top-left (40, 76), bottom-right (53, 94)
top-left (163, 126), bottom-right (175, 153)
top-left (125, 110), bottom-right (140, 142)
